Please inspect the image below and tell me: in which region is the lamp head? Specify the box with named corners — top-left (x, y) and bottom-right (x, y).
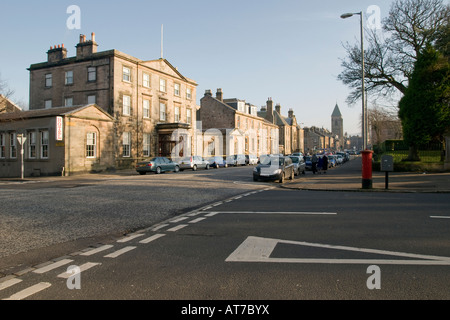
top-left (340, 13), bottom-right (354, 19)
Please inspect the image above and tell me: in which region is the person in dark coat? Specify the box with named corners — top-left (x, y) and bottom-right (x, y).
top-left (322, 154), bottom-right (329, 173)
top-left (312, 154), bottom-right (318, 174)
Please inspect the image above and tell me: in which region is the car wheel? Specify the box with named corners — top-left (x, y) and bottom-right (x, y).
top-left (156, 167), bottom-right (161, 174)
top-left (139, 172), bottom-right (146, 175)
top-left (205, 164), bottom-right (210, 170)
top-left (279, 173), bottom-right (285, 184)
top-left (193, 165), bottom-right (197, 171)
top-left (224, 164), bottom-right (228, 168)
top-left (174, 166), bottom-right (180, 173)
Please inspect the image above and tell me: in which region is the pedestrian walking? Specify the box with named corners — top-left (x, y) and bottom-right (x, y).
top-left (318, 156), bottom-right (323, 174)
top-left (312, 154), bottom-right (318, 174)
top-left (322, 154), bottom-right (328, 174)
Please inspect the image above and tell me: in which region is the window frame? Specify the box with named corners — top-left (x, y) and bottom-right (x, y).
top-left (86, 132), bottom-right (97, 158)
top-left (159, 102), bottom-right (166, 121)
top-left (0, 133), bottom-right (6, 159)
top-left (28, 131), bottom-right (37, 159)
top-left (65, 70), bottom-right (74, 85)
top-left (143, 99), bottom-right (150, 119)
top-left (123, 95), bottom-right (131, 116)
top-left (10, 133), bottom-right (17, 159)
top-left (143, 73), bottom-right (151, 88)
top-left (45, 73), bottom-right (52, 88)
top-left (143, 133), bottom-right (151, 157)
top-left (40, 130), bottom-right (49, 159)
top-left (122, 132), bottom-right (131, 158)
top-left (88, 67), bottom-right (97, 82)
top-left (123, 66), bottom-right (131, 83)
top-left (159, 78), bottom-right (166, 93)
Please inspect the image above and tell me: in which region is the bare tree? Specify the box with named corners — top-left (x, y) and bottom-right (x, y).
top-left (369, 105), bottom-right (403, 146)
top-left (0, 73), bottom-right (15, 113)
top-left (338, 0), bottom-right (450, 105)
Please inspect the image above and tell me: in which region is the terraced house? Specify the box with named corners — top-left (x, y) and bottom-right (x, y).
top-left (24, 33), bottom-right (198, 174)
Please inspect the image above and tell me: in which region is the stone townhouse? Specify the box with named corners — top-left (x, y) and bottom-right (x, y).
top-left (198, 89), bottom-right (279, 157)
top-left (0, 104), bottom-right (114, 177)
top-left (258, 100), bottom-right (303, 155)
top-left (27, 33), bottom-right (198, 169)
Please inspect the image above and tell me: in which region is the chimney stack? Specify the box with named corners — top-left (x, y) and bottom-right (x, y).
top-left (288, 108), bottom-right (294, 118)
top-left (275, 103), bottom-right (281, 114)
top-left (205, 89), bottom-right (212, 96)
top-left (76, 32), bottom-right (98, 59)
top-left (47, 43), bottom-right (67, 63)
top-left (266, 98), bottom-right (274, 124)
top-left (216, 88), bottom-right (223, 101)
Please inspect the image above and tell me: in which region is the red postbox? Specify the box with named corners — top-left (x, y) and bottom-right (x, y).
top-left (361, 150), bottom-right (373, 189)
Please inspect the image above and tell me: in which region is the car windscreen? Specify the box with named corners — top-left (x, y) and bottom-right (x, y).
top-left (289, 157), bottom-right (299, 163)
top-left (260, 156), bottom-right (284, 166)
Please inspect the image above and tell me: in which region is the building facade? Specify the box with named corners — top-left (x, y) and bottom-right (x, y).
top-left (28, 33), bottom-right (198, 169)
top-left (198, 89), bottom-right (279, 157)
top-left (0, 104), bottom-right (114, 177)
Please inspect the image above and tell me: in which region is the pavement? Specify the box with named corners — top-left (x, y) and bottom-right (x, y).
top-left (284, 156), bottom-right (450, 193)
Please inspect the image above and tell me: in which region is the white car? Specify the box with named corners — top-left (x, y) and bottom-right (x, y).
top-left (179, 156), bottom-right (210, 171)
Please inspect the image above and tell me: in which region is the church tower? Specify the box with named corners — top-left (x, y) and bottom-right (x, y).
top-left (331, 104), bottom-right (344, 149)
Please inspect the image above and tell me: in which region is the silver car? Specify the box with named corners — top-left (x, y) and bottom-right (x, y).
top-left (179, 156), bottom-right (210, 171)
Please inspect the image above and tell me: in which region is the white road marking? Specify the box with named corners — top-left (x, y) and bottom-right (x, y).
top-left (167, 224), bottom-right (188, 232)
top-left (205, 212), bottom-right (219, 217)
top-left (3, 282), bottom-right (51, 300)
top-left (33, 259), bottom-right (73, 274)
top-left (0, 278), bottom-right (22, 291)
top-left (80, 245), bottom-right (114, 256)
top-left (202, 211), bottom-right (337, 215)
top-left (189, 217), bottom-right (206, 224)
top-left (152, 224), bottom-right (169, 231)
top-left (117, 234), bottom-right (144, 243)
top-left (170, 217), bottom-right (189, 223)
top-left (104, 246), bottom-right (136, 258)
top-left (430, 216), bottom-right (450, 219)
top-left (226, 236), bottom-right (450, 265)
top-left (57, 262), bottom-right (101, 279)
top-left (139, 234), bottom-right (166, 244)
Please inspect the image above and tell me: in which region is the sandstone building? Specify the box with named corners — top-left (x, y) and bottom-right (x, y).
top-left (198, 89), bottom-right (279, 157)
top-left (27, 33), bottom-right (198, 168)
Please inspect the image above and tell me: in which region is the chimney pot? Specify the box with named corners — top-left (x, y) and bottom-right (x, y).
top-left (216, 88), bottom-right (223, 101)
top-left (91, 32), bottom-right (95, 42)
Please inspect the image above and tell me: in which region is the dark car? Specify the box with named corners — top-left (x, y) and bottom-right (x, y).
top-left (305, 156), bottom-right (312, 171)
top-left (136, 157), bottom-right (180, 175)
top-left (207, 156), bottom-right (228, 168)
top-left (253, 155), bottom-right (295, 183)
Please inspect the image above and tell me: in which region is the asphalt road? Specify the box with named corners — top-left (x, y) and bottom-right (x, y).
top-left (1, 162), bottom-right (449, 306)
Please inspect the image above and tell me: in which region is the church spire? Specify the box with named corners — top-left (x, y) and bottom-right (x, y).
top-left (332, 103), bottom-right (342, 118)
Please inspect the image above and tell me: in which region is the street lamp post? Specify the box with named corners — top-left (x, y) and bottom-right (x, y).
top-left (341, 11), bottom-right (367, 150)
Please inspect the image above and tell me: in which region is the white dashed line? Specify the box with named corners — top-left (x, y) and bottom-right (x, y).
top-left (0, 278), bottom-right (22, 291)
top-left (104, 246), bottom-right (136, 258)
top-left (189, 217), bottom-right (206, 224)
top-left (33, 259), bottom-right (74, 274)
top-left (117, 234), bottom-right (145, 243)
top-left (80, 245), bottom-right (114, 256)
top-left (139, 234), bottom-right (166, 244)
top-left (57, 262), bottom-right (101, 279)
top-left (167, 224), bottom-right (188, 232)
top-left (152, 224), bottom-right (169, 231)
top-left (205, 212), bottom-right (219, 217)
top-left (3, 282), bottom-right (51, 300)
top-left (430, 216), bottom-right (450, 219)
top-left (170, 217), bottom-right (189, 223)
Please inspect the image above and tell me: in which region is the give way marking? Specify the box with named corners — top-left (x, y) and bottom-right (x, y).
top-left (225, 236), bottom-right (450, 266)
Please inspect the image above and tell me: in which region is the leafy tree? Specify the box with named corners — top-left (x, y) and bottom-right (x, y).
top-left (398, 45), bottom-right (450, 161)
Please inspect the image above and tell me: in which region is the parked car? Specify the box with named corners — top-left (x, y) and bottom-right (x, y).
top-left (136, 157), bottom-right (180, 175)
top-left (327, 155), bottom-right (337, 168)
top-left (253, 155), bottom-right (295, 183)
top-left (227, 154), bottom-right (246, 166)
top-left (245, 154), bottom-right (259, 165)
top-left (289, 155), bottom-right (306, 176)
top-left (207, 156), bottom-right (228, 168)
top-left (305, 156), bottom-right (312, 171)
top-left (179, 156), bottom-right (210, 171)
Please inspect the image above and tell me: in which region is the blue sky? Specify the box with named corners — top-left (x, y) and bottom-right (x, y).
top-left (0, 0), bottom-right (395, 136)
